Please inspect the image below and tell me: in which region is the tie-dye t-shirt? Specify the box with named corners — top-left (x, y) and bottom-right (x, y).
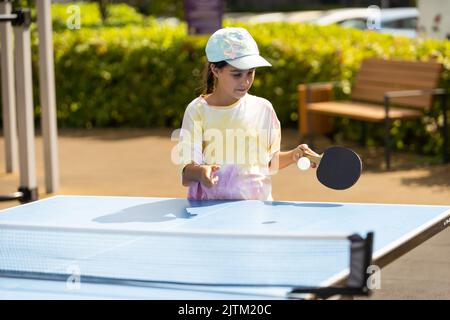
top-left (176, 93), bottom-right (281, 201)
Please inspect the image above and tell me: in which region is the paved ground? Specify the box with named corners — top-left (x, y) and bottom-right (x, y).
top-left (1, 128), bottom-right (449, 299)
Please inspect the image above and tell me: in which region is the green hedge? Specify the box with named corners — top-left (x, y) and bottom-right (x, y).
top-left (51, 2), bottom-right (146, 30)
top-left (1, 3), bottom-right (449, 158)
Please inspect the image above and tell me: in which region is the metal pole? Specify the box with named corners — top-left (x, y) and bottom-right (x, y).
top-left (0, 0), bottom-right (18, 173)
top-left (36, 0), bottom-right (59, 193)
top-left (13, 9), bottom-right (38, 201)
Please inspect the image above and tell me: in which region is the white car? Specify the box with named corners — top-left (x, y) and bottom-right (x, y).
top-left (225, 7), bottom-right (418, 37)
top-left (312, 7), bottom-right (418, 37)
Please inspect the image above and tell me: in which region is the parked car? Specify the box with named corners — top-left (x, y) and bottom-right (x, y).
top-left (311, 7), bottom-right (418, 37)
top-left (226, 7), bottom-right (418, 38)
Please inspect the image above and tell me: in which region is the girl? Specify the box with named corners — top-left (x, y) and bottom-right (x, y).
top-left (177, 27), bottom-right (317, 201)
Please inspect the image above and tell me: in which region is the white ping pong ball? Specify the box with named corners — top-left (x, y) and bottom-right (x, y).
top-left (297, 157), bottom-right (311, 170)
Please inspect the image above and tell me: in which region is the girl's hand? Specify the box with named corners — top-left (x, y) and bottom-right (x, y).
top-left (199, 165), bottom-right (221, 188)
top-left (292, 144), bottom-right (318, 168)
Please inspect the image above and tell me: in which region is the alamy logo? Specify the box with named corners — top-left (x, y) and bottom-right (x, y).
top-left (66, 265), bottom-right (81, 290)
top-left (66, 5), bottom-right (81, 30)
top-left (367, 265), bottom-right (381, 290)
top-left (444, 217), bottom-right (450, 227)
top-left (171, 125), bottom-right (281, 174)
top-left (366, 5), bottom-right (382, 30)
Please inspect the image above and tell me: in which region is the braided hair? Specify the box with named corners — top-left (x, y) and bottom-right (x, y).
top-left (202, 61), bottom-right (228, 94)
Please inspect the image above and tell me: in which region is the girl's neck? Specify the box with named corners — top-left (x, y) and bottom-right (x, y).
top-left (204, 90), bottom-right (241, 107)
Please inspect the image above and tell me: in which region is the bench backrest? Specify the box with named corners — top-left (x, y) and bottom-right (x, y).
top-left (351, 58), bottom-right (443, 109)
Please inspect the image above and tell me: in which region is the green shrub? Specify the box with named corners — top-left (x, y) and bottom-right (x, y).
top-left (51, 2), bottom-right (145, 30)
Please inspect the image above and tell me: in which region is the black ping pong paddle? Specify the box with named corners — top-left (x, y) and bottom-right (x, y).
top-left (304, 146), bottom-right (362, 190)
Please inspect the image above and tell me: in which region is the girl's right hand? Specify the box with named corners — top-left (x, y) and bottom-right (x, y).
top-left (292, 144), bottom-right (318, 168)
top-left (199, 165), bottom-right (220, 188)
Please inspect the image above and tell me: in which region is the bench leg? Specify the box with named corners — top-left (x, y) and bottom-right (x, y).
top-left (442, 94), bottom-right (449, 164)
top-left (305, 88), bottom-right (315, 149)
top-left (307, 111), bottom-right (315, 148)
top-left (360, 122), bottom-right (367, 146)
top-left (384, 117), bottom-right (391, 170)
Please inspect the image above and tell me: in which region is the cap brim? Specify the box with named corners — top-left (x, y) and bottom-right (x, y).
top-left (226, 55), bottom-right (272, 70)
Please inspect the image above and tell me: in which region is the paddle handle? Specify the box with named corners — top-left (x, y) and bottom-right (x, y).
top-left (303, 151), bottom-right (322, 165)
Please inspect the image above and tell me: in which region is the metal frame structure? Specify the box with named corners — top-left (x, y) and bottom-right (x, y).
top-left (0, 0), bottom-right (59, 203)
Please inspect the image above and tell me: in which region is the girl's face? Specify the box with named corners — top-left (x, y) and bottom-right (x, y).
top-left (212, 64), bottom-right (255, 100)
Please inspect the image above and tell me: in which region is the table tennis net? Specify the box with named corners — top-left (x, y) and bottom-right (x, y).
top-left (0, 224), bottom-right (371, 294)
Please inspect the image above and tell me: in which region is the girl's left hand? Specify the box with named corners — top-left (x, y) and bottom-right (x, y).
top-left (292, 144), bottom-right (318, 168)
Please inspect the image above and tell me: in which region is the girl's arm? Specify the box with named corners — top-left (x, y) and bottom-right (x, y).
top-left (275, 150), bottom-right (297, 170)
top-left (269, 144), bottom-right (318, 172)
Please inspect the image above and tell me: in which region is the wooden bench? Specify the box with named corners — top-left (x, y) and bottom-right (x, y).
top-left (298, 58), bottom-right (448, 169)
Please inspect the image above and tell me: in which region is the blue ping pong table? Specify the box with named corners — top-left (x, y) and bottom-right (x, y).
top-left (0, 195), bottom-right (449, 299)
